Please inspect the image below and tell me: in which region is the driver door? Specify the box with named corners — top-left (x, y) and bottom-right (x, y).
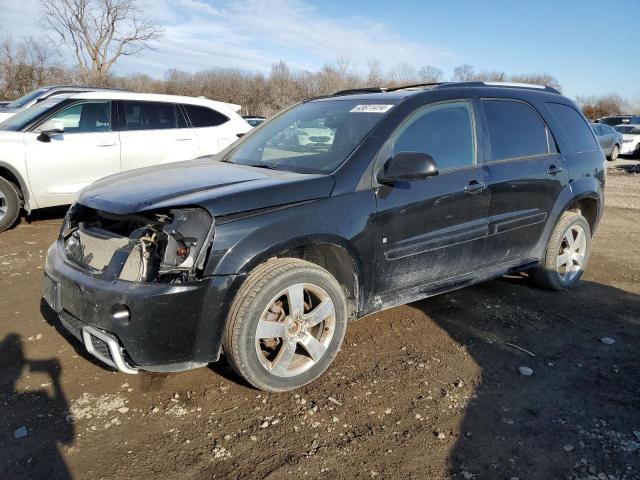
top-left (24, 100), bottom-right (121, 208)
top-left (373, 100), bottom-right (490, 297)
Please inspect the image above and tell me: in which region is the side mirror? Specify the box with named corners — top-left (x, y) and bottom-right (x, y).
top-left (376, 152), bottom-right (439, 185)
top-left (37, 121), bottom-right (64, 142)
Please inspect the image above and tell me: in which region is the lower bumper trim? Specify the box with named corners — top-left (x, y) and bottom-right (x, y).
top-left (81, 325), bottom-right (138, 374)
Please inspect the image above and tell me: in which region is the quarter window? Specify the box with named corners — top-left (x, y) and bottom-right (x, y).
top-left (183, 104), bottom-right (229, 127)
top-left (123, 101), bottom-right (182, 130)
top-left (482, 100), bottom-right (548, 161)
top-left (45, 101), bottom-right (112, 133)
top-left (392, 101), bottom-right (475, 171)
top-left (547, 103), bottom-right (599, 153)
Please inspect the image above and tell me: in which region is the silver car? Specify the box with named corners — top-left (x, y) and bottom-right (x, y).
top-left (591, 123), bottom-right (623, 160)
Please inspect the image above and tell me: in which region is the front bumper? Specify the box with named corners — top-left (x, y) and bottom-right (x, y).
top-left (44, 241), bottom-right (237, 373)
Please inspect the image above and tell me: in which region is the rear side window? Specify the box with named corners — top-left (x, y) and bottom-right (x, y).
top-left (482, 99), bottom-right (548, 161)
top-left (547, 103), bottom-right (599, 153)
top-left (183, 104), bottom-right (229, 128)
top-left (392, 100), bottom-right (475, 171)
top-left (123, 101), bottom-right (182, 131)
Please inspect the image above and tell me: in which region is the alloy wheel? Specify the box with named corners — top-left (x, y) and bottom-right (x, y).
top-left (255, 283), bottom-right (336, 378)
top-left (556, 224), bottom-right (587, 283)
top-left (0, 190), bottom-right (7, 222)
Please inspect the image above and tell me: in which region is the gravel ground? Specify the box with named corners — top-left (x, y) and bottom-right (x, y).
top-left (1, 164), bottom-right (639, 480)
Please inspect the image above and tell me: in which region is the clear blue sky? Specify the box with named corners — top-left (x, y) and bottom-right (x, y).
top-left (2, 0), bottom-right (638, 101)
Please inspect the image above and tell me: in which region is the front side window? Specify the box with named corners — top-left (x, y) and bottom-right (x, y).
top-left (483, 99), bottom-right (549, 161)
top-left (183, 104), bottom-right (228, 127)
top-left (46, 101), bottom-right (112, 133)
top-left (547, 103), bottom-right (599, 153)
top-left (223, 99), bottom-right (396, 174)
top-left (123, 101), bottom-right (181, 130)
top-left (391, 101), bottom-right (475, 171)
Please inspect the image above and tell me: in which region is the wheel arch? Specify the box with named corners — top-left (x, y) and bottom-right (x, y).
top-left (533, 181), bottom-right (602, 259)
top-left (0, 161), bottom-right (32, 213)
top-left (220, 234), bottom-right (364, 320)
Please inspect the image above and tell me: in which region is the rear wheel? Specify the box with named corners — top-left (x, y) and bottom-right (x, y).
top-left (0, 177), bottom-right (21, 233)
top-left (223, 258), bottom-right (347, 392)
top-left (530, 211), bottom-right (591, 290)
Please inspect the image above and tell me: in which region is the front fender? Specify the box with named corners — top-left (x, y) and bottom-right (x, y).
top-left (205, 190), bottom-right (378, 309)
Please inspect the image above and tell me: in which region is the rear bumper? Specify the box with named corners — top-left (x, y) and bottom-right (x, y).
top-left (44, 241), bottom-right (237, 372)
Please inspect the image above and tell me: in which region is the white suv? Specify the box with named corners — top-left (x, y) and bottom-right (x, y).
top-left (0, 91), bottom-right (251, 231)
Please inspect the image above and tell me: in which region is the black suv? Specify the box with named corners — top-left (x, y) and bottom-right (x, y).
top-left (43, 82), bottom-right (605, 392)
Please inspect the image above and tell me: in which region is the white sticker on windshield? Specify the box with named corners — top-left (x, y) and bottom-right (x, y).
top-left (350, 104), bottom-right (394, 113)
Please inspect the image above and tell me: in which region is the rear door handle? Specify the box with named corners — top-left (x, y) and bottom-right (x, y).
top-left (464, 181), bottom-right (487, 194)
top-left (175, 138), bottom-right (193, 141)
top-left (546, 165), bottom-right (563, 175)
top-left (96, 142), bottom-right (117, 147)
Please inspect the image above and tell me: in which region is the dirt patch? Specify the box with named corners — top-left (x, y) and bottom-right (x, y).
top-left (1, 174), bottom-right (639, 480)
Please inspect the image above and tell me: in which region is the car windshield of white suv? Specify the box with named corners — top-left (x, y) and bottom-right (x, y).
top-left (0, 97), bottom-right (66, 131)
top-left (5, 87), bottom-right (50, 109)
top-left (222, 99), bottom-right (397, 174)
top-left (615, 125), bottom-right (640, 135)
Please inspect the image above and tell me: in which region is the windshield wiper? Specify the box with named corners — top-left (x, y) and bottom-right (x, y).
top-left (244, 163), bottom-right (280, 170)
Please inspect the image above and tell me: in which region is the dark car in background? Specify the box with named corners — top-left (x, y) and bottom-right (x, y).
top-left (592, 123), bottom-right (623, 160)
top-left (44, 81), bottom-right (605, 392)
top-left (597, 114), bottom-right (640, 126)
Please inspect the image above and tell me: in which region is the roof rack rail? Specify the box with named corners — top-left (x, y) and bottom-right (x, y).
top-left (435, 81), bottom-right (560, 94)
top-left (386, 82), bottom-right (445, 92)
top-left (331, 87), bottom-right (388, 96)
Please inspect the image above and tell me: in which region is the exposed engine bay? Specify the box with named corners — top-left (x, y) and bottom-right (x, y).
top-left (62, 205), bottom-right (214, 283)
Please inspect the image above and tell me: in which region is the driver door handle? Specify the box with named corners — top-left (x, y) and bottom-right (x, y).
top-left (96, 142), bottom-right (117, 147)
top-left (464, 180), bottom-right (487, 194)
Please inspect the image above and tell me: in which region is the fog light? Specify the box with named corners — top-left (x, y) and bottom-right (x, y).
top-left (111, 304), bottom-right (130, 325)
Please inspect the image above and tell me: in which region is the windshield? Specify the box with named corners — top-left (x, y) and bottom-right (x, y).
top-left (223, 99), bottom-right (397, 174)
top-left (5, 87), bottom-right (50, 109)
top-left (615, 125), bottom-right (640, 135)
top-left (0, 97), bottom-right (66, 131)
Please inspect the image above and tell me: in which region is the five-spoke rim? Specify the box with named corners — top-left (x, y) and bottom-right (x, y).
top-left (556, 224), bottom-right (587, 283)
top-left (255, 283), bottom-right (336, 378)
top-left (0, 190), bottom-right (7, 221)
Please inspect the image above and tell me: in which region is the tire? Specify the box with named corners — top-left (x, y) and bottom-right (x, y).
top-left (223, 258), bottom-right (348, 392)
top-left (0, 177), bottom-right (21, 233)
top-left (530, 211), bottom-right (591, 291)
top-left (608, 144), bottom-right (619, 161)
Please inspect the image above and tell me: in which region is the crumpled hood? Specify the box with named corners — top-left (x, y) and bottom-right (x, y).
top-left (77, 158), bottom-right (335, 217)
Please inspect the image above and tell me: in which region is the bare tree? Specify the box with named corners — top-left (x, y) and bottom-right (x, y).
top-left (0, 36), bottom-right (72, 100)
top-left (41, 0), bottom-right (162, 86)
top-left (417, 65), bottom-right (443, 83)
top-left (575, 93), bottom-right (629, 120)
top-left (452, 64), bottom-right (475, 82)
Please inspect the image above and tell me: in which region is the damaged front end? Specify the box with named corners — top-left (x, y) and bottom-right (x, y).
top-left (62, 204), bottom-right (214, 283)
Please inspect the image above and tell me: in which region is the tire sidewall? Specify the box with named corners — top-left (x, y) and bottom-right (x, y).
top-left (547, 214), bottom-right (591, 289)
top-left (234, 266), bottom-right (348, 392)
top-left (0, 178), bottom-right (20, 232)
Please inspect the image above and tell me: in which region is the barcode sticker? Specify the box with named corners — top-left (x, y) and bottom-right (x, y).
top-left (350, 104), bottom-right (394, 113)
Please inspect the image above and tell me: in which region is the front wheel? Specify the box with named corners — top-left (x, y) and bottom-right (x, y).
top-left (223, 258), bottom-right (347, 392)
top-left (0, 177), bottom-right (21, 233)
top-left (530, 211), bottom-right (591, 290)
top-left (608, 144), bottom-right (619, 161)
